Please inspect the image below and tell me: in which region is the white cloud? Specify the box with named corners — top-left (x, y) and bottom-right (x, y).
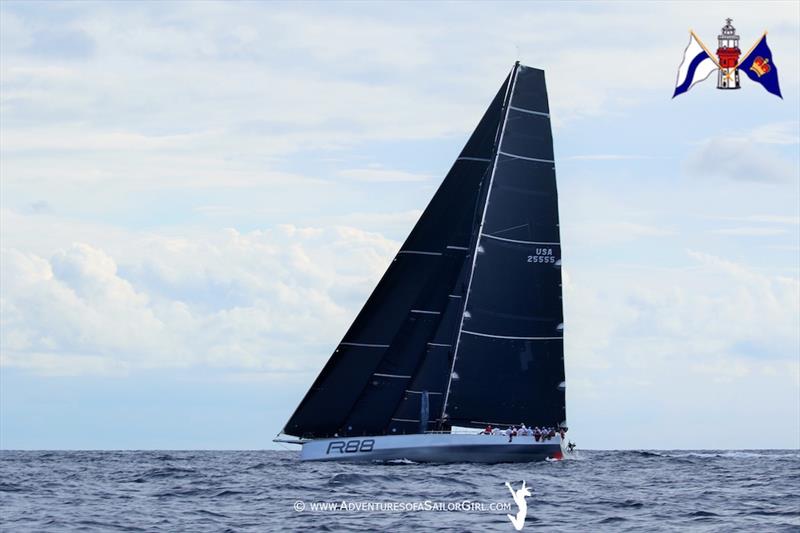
top-left (564, 249), bottom-right (799, 446)
top-left (685, 123), bottom-right (799, 183)
top-left (2, 2), bottom-right (797, 199)
top-left (567, 221), bottom-right (676, 247)
top-left (711, 227), bottom-right (788, 236)
top-left (566, 248), bottom-right (800, 372)
top-left (563, 154), bottom-right (658, 161)
top-left (711, 214), bottom-right (800, 225)
top-left (322, 210), bottom-right (423, 238)
top-left (337, 168), bottom-right (433, 183)
top-left (1, 223), bottom-right (400, 376)
top-left (750, 121), bottom-right (800, 145)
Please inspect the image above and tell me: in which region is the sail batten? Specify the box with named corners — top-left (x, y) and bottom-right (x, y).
top-left (456, 157), bottom-right (492, 162)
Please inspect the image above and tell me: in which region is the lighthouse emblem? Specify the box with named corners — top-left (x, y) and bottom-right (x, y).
top-left (716, 18), bottom-right (740, 89)
top-left (672, 19), bottom-right (782, 99)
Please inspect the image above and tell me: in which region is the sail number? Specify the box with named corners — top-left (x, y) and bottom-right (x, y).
top-left (326, 439), bottom-right (375, 454)
top-left (527, 248), bottom-right (556, 264)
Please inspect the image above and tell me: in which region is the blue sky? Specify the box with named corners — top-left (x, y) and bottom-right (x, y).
top-left (1, 1), bottom-right (798, 450)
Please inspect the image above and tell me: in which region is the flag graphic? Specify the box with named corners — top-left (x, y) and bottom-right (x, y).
top-left (738, 33), bottom-right (782, 98)
top-left (673, 32), bottom-right (719, 98)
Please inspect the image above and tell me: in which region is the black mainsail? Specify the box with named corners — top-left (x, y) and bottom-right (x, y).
top-left (282, 63), bottom-right (565, 439)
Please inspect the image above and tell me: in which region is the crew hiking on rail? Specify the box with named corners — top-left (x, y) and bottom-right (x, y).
top-left (480, 424), bottom-right (566, 442)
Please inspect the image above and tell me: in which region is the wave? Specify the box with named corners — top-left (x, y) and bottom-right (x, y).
top-left (152, 487), bottom-right (207, 498)
top-left (328, 472), bottom-right (406, 486)
top-left (625, 450), bottom-right (798, 461)
top-left (245, 462), bottom-right (272, 470)
top-left (381, 458), bottom-right (418, 465)
top-left (426, 474), bottom-right (478, 488)
top-left (612, 499), bottom-right (644, 509)
top-left (633, 451), bottom-right (666, 458)
top-left (213, 489), bottom-right (246, 498)
top-left (660, 451), bottom-right (799, 459)
top-left (0, 482), bottom-right (25, 493)
top-left (598, 516), bottom-right (627, 524)
top-left (137, 466), bottom-right (198, 479)
top-left (688, 510), bottom-right (719, 517)
top-left (562, 451), bottom-right (588, 461)
top-left (3, 450), bottom-right (797, 532)
top-left (744, 509), bottom-right (800, 517)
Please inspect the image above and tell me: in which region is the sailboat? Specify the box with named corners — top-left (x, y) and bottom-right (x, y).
top-left (275, 62), bottom-right (567, 463)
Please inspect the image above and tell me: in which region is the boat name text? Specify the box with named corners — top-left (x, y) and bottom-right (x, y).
top-left (326, 439), bottom-right (375, 454)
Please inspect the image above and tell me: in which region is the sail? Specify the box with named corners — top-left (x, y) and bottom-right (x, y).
top-left (282, 71), bottom-right (511, 439)
top-left (443, 65), bottom-right (566, 429)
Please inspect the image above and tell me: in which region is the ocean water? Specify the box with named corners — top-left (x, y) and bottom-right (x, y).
top-left (1, 450), bottom-right (798, 532)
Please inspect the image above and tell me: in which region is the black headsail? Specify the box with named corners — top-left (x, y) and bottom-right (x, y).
top-left (282, 70), bottom-right (511, 439)
top-left (281, 63), bottom-right (566, 439)
top-left (442, 64), bottom-right (566, 430)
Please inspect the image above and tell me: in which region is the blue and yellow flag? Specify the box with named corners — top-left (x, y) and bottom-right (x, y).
top-left (738, 33), bottom-right (782, 98)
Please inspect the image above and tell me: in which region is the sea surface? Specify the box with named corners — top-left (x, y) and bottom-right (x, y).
top-left (1, 450), bottom-right (798, 532)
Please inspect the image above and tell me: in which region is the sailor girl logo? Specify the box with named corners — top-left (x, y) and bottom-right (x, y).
top-left (505, 481), bottom-right (531, 530)
top-left (673, 18), bottom-right (782, 98)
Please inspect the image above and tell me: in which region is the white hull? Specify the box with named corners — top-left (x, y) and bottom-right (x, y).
top-left (300, 433), bottom-right (565, 463)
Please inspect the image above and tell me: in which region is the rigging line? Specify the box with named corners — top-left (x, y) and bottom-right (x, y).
top-left (509, 105), bottom-right (549, 117)
top-left (498, 150), bottom-right (554, 164)
top-left (398, 250), bottom-right (442, 256)
top-left (340, 342), bottom-right (390, 348)
top-left (374, 373), bottom-right (412, 379)
top-left (461, 329), bottom-right (563, 341)
top-left (482, 234), bottom-right (559, 246)
top-left (441, 63), bottom-right (520, 422)
top-left (491, 222), bottom-right (529, 236)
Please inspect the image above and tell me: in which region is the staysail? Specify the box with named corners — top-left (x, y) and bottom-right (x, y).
top-left (282, 63), bottom-right (565, 439)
